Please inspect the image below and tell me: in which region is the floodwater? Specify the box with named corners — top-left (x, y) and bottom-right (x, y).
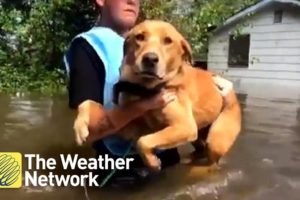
top-left (0, 92), bottom-right (300, 200)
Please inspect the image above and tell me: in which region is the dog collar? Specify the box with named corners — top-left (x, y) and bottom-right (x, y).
top-left (113, 81), bottom-right (166, 105)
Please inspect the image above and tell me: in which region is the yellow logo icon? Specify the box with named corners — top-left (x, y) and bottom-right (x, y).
top-left (0, 152), bottom-right (22, 188)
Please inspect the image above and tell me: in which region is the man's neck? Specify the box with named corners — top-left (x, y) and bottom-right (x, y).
top-left (98, 19), bottom-right (128, 37)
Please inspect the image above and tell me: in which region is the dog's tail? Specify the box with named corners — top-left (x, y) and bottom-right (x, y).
top-left (206, 76), bottom-right (242, 164)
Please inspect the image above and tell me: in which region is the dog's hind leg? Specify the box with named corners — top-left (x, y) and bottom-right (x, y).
top-left (186, 126), bottom-right (210, 163)
top-left (206, 90), bottom-right (241, 164)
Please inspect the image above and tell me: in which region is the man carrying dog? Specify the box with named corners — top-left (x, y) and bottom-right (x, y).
top-left (64, 0), bottom-right (235, 186)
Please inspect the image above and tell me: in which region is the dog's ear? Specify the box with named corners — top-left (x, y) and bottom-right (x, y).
top-left (181, 39), bottom-right (193, 64)
top-left (123, 30), bottom-right (133, 56)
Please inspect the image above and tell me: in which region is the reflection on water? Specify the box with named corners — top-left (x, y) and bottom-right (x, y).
top-left (0, 93), bottom-right (300, 200)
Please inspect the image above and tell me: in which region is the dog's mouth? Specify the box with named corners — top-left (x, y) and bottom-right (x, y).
top-left (139, 71), bottom-right (164, 80)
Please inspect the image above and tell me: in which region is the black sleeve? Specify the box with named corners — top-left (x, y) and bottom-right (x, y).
top-left (67, 38), bottom-right (106, 109)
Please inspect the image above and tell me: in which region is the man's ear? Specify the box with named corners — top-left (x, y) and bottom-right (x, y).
top-left (181, 39), bottom-right (193, 64)
top-left (95, 0), bottom-right (105, 7)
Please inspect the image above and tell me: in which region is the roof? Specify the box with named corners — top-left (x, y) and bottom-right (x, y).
top-left (214, 0), bottom-right (300, 33)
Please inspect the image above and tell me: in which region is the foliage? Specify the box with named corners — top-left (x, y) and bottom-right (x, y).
top-left (0, 0), bottom-right (97, 93)
top-left (187, 0), bottom-right (259, 58)
top-left (0, 0), bottom-right (97, 70)
top-left (0, 0), bottom-right (259, 93)
top-left (139, 0), bottom-right (177, 21)
top-left (0, 66), bottom-right (65, 94)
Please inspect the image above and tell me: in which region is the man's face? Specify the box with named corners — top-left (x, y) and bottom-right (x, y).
top-left (98, 0), bottom-right (140, 30)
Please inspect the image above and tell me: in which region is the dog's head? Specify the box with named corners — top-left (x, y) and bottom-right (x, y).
top-left (121, 20), bottom-right (192, 87)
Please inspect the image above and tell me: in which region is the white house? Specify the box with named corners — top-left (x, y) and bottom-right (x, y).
top-left (208, 0), bottom-right (300, 99)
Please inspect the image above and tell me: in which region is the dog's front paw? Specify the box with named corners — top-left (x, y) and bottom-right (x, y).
top-left (146, 154), bottom-right (161, 172)
top-left (137, 138), bottom-right (161, 172)
top-left (73, 115), bottom-right (90, 146)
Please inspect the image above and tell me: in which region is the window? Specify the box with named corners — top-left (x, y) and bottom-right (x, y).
top-left (228, 34), bottom-right (250, 68)
top-left (274, 10), bottom-right (283, 23)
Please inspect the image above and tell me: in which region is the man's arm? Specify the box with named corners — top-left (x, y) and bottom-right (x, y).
top-left (68, 38), bottom-right (105, 109)
top-left (75, 94), bottom-right (173, 144)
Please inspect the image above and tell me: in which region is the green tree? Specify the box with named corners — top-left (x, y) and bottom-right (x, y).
top-left (0, 0), bottom-right (260, 93)
top-left (0, 0), bottom-right (97, 93)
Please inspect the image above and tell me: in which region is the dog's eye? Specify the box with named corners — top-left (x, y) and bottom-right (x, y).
top-left (164, 37), bottom-right (173, 45)
top-left (135, 33), bottom-right (145, 41)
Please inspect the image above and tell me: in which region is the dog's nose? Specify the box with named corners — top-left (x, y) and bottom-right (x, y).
top-left (142, 52), bottom-right (159, 68)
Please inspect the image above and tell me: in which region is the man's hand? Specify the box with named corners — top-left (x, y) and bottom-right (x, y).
top-left (138, 90), bottom-right (177, 111)
top-left (73, 91), bottom-right (176, 146)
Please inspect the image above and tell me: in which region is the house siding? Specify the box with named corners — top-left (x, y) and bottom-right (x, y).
top-left (208, 4), bottom-right (300, 99)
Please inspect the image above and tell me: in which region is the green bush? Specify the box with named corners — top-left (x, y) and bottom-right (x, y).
top-left (0, 0), bottom-right (97, 93)
top-left (0, 66), bottom-right (65, 94)
top-left (0, 0), bottom-right (97, 70)
top-left (0, 0), bottom-right (259, 93)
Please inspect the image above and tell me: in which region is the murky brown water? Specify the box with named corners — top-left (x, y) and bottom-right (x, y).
top-left (0, 92), bottom-right (300, 200)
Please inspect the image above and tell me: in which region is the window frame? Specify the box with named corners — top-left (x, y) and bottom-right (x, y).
top-left (228, 34), bottom-right (251, 68)
top-left (274, 10), bottom-right (283, 24)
